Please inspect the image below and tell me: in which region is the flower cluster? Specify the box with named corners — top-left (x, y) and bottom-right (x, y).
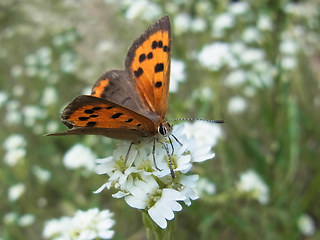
top-left (94, 123), bottom-right (219, 228)
top-left (43, 208), bottom-right (115, 240)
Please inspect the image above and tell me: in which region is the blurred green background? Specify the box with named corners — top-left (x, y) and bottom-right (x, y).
top-left (1, 0), bottom-right (319, 239)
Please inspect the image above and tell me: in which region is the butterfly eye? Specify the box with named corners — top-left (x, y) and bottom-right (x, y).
top-left (158, 123), bottom-right (167, 136)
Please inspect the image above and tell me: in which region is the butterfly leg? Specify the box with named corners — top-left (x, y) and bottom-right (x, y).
top-left (160, 141), bottom-right (175, 179)
top-left (122, 142), bottom-right (134, 173)
top-left (152, 138), bottom-right (161, 171)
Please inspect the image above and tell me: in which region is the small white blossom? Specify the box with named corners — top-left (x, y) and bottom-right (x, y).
top-left (297, 214), bottom-right (316, 236)
top-left (280, 39), bottom-right (298, 55)
top-left (170, 59), bottom-right (185, 92)
top-left (196, 177), bottom-right (216, 196)
top-left (42, 87), bottom-right (58, 106)
top-left (63, 144), bottom-right (96, 173)
top-left (174, 13), bottom-right (192, 34)
top-left (125, 0), bottom-right (161, 20)
top-left (213, 13), bottom-right (235, 37)
top-left (32, 166), bottom-right (51, 182)
top-left (236, 169), bottom-right (269, 204)
top-left (43, 208), bottom-right (115, 240)
top-left (198, 42), bottom-right (238, 71)
top-left (227, 96), bottom-right (248, 114)
top-left (281, 56), bottom-right (297, 70)
top-left (0, 91), bottom-right (8, 108)
top-left (8, 183), bottom-right (26, 202)
top-left (3, 134), bottom-right (26, 151)
top-left (242, 27), bottom-right (261, 43)
top-left (228, 1), bottom-right (249, 15)
top-left (225, 69), bottom-right (247, 87)
top-left (4, 148), bottom-right (26, 166)
top-left (18, 214), bottom-right (35, 227)
top-left (22, 105), bottom-right (46, 127)
top-left (257, 15), bottom-right (272, 31)
top-left (4, 212), bottom-right (18, 224)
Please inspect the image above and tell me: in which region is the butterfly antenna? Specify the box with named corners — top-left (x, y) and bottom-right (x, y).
top-left (168, 118), bottom-right (224, 124)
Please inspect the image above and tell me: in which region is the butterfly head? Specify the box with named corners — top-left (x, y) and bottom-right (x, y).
top-left (158, 121), bottom-right (172, 138)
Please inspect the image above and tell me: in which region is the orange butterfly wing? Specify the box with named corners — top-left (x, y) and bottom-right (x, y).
top-left (48, 95), bottom-right (157, 140)
top-left (125, 16), bottom-right (171, 119)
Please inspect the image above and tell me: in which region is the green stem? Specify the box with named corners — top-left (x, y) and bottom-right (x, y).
top-left (141, 210), bottom-right (174, 240)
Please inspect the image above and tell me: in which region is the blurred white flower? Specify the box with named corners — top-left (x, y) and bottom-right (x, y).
top-left (18, 214), bottom-right (35, 227)
top-left (3, 134), bottom-right (26, 151)
top-left (239, 48), bottom-right (265, 65)
top-left (297, 214), bottom-right (316, 236)
top-left (280, 39), bottom-right (298, 55)
top-left (236, 169), bottom-right (269, 204)
top-left (5, 100), bottom-right (22, 125)
top-left (43, 208), bottom-right (115, 240)
top-left (96, 40), bottom-right (113, 53)
top-left (4, 212), bottom-right (18, 224)
top-left (125, 0), bottom-right (161, 20)
top-left (198, 42), bottom-right (238, 71)
top-left (95, 123), bottom-right (217, 228)
top-left (225, 69), bottom-right (247, 87)
top-left (10, 65), bottom-right (23, 77)
top-left (0, 91), bottom-right (8, 108)
top-left (195, 177), bottom-right (216, 196)
top-left (281, 56), bottom-right (297, 70)
top-left (3, 134), bottom-right (27, 166)
top-left (23, 105), bottom-right (46, 127)
top-left (213, 13), bottom-right (235, 37)
top-left (183, 121), bottom-right (222, 148)
top-left (60, 52), bottom-right (78, 73)
top-left (174, 13), bottom-right (192, 34)
top-left (228, 1), bottom-right (249, 15)
top-left (63, 144), bottom-right (96, 172)
top-left (170, 59), bottom-right (185, 92)
top-left (257, 15), bottom-right (272, 31)
top-left (32, 166), bottom-right (51, 182)
top-left (191, 17), bottom-right (207, 32)
top-left (242, 27), bottom-right (261, 43)
top-left (227, 96), bottom-right (247, 114)
top-left (4, 148), bottom-right (26, 166)
top-left (8, 183), bottom-right (26, 202)
top-left (42, 87), bottom-right (58, 106)
top-left (46, 121), bottom-right (59, 133)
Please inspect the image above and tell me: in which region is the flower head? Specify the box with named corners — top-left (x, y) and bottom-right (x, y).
top-left (43, 208), bottom-right (115, 240)
top-left (94, 123), bottom-right (218, 228)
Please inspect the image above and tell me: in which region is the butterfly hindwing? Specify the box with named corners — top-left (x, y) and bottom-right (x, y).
top-left (48, 95), bottom-right (157, 140)
top-left (125, 16), bottom-right (171, 119)
top-left (91, 70), bottom-right (149, 116)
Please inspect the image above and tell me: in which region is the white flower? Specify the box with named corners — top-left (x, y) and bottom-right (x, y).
top-left (213, 13), bottom-right (235, 37)
top-left (257, 15), bottom-right (272, 31)
top-left (42, 87), bottom-right (58, 106)
top-left (3, 134), bottom-right (26, 151)
top-left (4, 212), bottom-right (18, 224)
top-left (32, 166), bottom-right (51, 182)
top-left (148, 189), bottom-right (186, 229)
top-left (63, 144), bottom-right (96, 172)
top-left (191, 17), bottom-right (207, 32)
top-left (297, 214), bottom-right (316, 236)
top-left (43, 208), bottom-right (115, 240)
top-left (4, 148), bottom-right (26, 166)
top-left (125, 0), bottom-right (161, 20)
top-left (227, 96), bottom-right (248, 114)
top-left (239, 48), bottom-right (265, 65)
top-left (95, 123), bottom-right (217, 228)
top-left (228, 1), bottom-right (249, 15)
top-left (0, 91), bottom-right (8, 108)
top-left (170, 59), bottom-right (185, 92)
top-left (8, 183), bottom-right (26, 202)
top-left (174, 13), bottom-right (192, 34)
top-left (22, 105), bottom-right (46, 127)
top-left (236, 169), bottom-right (269, 204)
top-left (95, 40), bottom-right (113, 53)
top-left (242, 27), bottom-right (261, 43)
top-left (198, 42), bottom-right (238, 71)
top-left (225, 69), bottom-right (247, 87)
top-left (280, 39), bottom-right (298, 55)
top-left (196, 177), bottom-right (216, 196)
top-left (281, 56), bottom-right (297, 70)
top-left (18, 214), bottom-right (35, 227)
top-left (183, 121), bottom-right (222, 149)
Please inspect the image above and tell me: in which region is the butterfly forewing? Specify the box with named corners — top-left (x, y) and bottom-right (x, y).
top-left (125, 16), bottom-right (171, 119)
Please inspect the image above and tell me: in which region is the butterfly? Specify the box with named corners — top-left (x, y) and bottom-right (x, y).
top-left (48, 16), bottom-right (178, 177)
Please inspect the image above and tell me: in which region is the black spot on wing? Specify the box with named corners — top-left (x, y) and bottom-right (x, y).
top-left (134, 67), bottom-right (143, 78)
top-left (155, 63), bottom-right (164, 73)
top-left (111, 113), bottom-right (123, 119)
